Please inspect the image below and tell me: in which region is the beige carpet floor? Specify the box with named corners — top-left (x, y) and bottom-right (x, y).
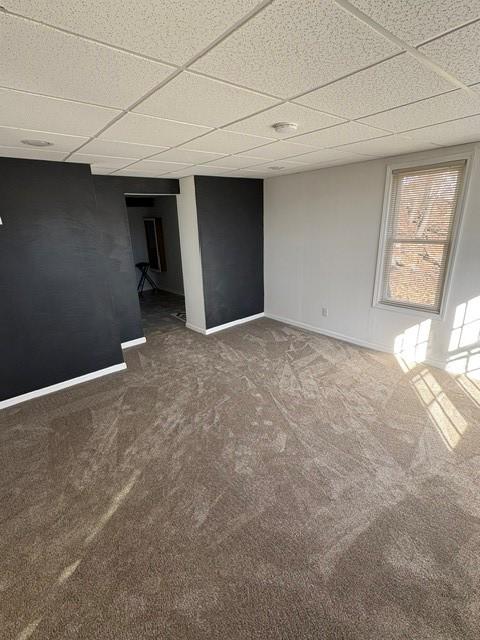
top-left (1, 314), bottom-right (480, 639)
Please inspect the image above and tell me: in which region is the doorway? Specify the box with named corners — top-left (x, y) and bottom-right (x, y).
top-left (125, 195), bottom-right (186, 334)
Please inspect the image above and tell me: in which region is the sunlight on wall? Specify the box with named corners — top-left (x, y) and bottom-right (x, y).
top-left (448, 295), bottom-right (480, 352)
top-left (412, 368), bottom-right (468, 450)
top-left (394, 319), bottom-right (431, 372)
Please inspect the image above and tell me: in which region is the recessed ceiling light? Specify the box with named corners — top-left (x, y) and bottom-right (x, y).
top-left (268, 166), bottom-right (284, 170)
top-left (21, 139), bottom-right (54, 147)
top-left (272, 122), bottom-right (298, 135)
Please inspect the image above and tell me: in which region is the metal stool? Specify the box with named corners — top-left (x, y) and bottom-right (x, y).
top-left (135, 262), bottom-right (159, 295)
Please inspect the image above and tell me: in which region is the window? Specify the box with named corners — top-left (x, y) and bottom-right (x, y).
top-left (375, 159), bottom-right (467, 315)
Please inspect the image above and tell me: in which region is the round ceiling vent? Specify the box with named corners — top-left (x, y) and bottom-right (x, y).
top-left (272, 122), bottom-right (298, 135)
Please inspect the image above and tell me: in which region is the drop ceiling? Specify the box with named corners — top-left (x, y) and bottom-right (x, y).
top-left (1, 0), bottom-right (480, 179)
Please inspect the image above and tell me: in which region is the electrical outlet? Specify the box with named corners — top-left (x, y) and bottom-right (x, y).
top-left (322, 307), bottom-right (328, 317)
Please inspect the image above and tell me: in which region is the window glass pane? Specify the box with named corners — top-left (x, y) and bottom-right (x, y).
top-left (383, 242), bottom-right (448, 310)
top-left (378, 160), bottom-right (466, 313)
top-left (391, 168), bottom-right (461, 241)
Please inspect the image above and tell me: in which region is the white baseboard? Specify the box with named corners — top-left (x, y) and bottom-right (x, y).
top-left (121, 337), bottom-right (146, 349)
top-left (264, 313), bottom-right (445, 370)
top-left (0, 362), bottom-right (127, 410)
top-left (205, 313), bottom-right (264, 335)
top-left (186, 313), bottom-right (265, 336)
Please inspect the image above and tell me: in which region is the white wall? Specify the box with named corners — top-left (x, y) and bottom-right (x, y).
top-left (176, 176), bottom-right (206, 332)
top-left (264, 143), bottom-right (480, 369)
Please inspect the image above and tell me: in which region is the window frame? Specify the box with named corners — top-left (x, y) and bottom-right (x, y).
top-left (373, 151), bottom-right (474, 319)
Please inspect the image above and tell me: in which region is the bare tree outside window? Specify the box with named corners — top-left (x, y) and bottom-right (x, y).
top-left (378, 161), bottom-right (466, 313)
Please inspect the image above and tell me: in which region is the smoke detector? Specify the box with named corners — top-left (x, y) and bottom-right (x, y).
top-left (21, 139), bottom-right (53, 147)
top-left (272, 122), bottom-right (298, 135)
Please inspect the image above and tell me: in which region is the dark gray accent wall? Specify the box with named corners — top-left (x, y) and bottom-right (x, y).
top-left (194, 176), bottom-right (264, 329)
top-left (93, 176), bottom-right (179, 343)
top-left (0, 160), bottom-right (180, 403)
top-left (0, 158), bottom-right (123, 401)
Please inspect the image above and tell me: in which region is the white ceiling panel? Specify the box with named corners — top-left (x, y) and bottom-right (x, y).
top-left (79, 139), bottom-right (169, 159)
top-left (349, 0), bottom-right (480, 45)
top-left (90, 167), bottom-right (117, 175)
top-left (190, 165), bottom-right (234, 176)
top-left (0, 145), bottom-right (67, 161)
top-left (0, 14), bottom-right (174, 108)
top-left (126, 159), bottom-right (192, 176)
top-left (114, 168), bottom-right (170, 177)
top-left (4, 0), bottom-right (263, 65)
top-left (192, 0), bottom-right (399, 97)
top-left (99, 113), bottom-right (210, 147)
top-left (134, 72), bottom-right (279, 127)
top-left (295, 54), bottom-right (456, 119)
top-left (150, 148), bottom-right (227, 164)
top-left (0, 126), bottom-right (87, 152)
top-left (410, 114), bottom-right (480, 147)
top-left (285, 147), bottom-right (367, 164)
top-left (183, 129), bottom-right (274, 154)
top-left (359, 88), bottom-right (480, 132)
top-left (336, 134), bottom-right (439, 157)
top-left (228, 102), bottom-right (344, 138)
top-left (205, 154), bottom-right (270, 169)
top-left (242, 140), bottom-right (317, 160)
top-left (67, 154), bottom-right (137, 169)
top-left (419, 21), bottom-right (480, 85)
top-left (292, 121), bottom-right (386, 148)
top-left (0, 88), bottom-right (121, 137)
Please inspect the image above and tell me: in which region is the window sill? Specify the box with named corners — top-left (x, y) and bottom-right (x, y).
top-left (373, 301), bottom-right (442, 320)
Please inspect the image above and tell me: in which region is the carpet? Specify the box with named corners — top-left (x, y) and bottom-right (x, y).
top-left (1, 317), bottom-right (479, 639)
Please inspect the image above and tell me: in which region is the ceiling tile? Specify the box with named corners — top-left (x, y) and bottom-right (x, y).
top-left (67, 154), bottom-right (137, 169)
top-left (335, 134), bottom-right (439, 157)
top-left (349, 0), bottom-right (480, 45)
top-left (80, 139), bottom-right (169, 158)
top-left (183, 130), bottom-right (274, 154)
top-left (191, 0), bottom-right (399, 97)
top-left (0, 14), bottom-right (174, 108)
top-left (0, 126), bottom-right (87, 152)
top-left (150, 148), bottom-right (227, 164)
top-left (285, 147), bottom-right (368, 164)
top-left (291, 121), bottom-right (386, 148)
top-left (295, 53), bottom-right (456, 119)
top-left (359, 88), bottom-right (480, 132)
top-left (5, 0), bottom-right (263, 65)
top-left (0, 145), bottom-right (67, 161)
top-left (99, 113), bottom-right (210, 147)
top-left (252, 158), bottom-right (311, 170)
top-left (134, 71), bottom-right (279, 127)
top-left (419, 21), bottom-right (480, 85)
top-left (228, 102), bottom-right (344, 138)
top-left (114, 168), bottom-right (169, 177)
top-left (410, 114), bottom-right (480, 146)
top-left (0, 88), bottom-right (121, 137)
top-left (225, 168), bottom-right (268, 178)
top-left (242, 140), bottom-right (317, 160)
top-left (90, 167), bottom-right (117, 175)
top-left (205, 154), bottom-right (269, 169)
top-left (126, 159), bottom-right (191, 175)
top-left (190, 165), bottom-right (234, 176)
